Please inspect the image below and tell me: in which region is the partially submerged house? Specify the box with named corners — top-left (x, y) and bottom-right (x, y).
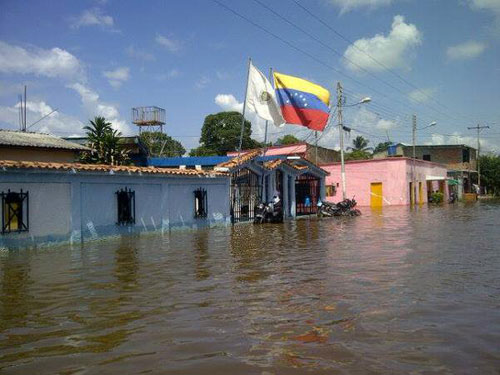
top-left (373, 144), bottom-right (477, 197)
top-left (0, 160), bottom-right (230, 249)
top-left (0, 130), bottom-right (90, 163)
top-left (321, 158), bottom-right (449, 207)
top-left (150, 150), bottom-right (329, 223)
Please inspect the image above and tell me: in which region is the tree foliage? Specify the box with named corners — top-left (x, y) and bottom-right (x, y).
top-left (276, 134), bottom-right (300, 145)
top-left (81, 116), bottom-right (129, 165)
top-left (346, 135), bottom-right (372, 160)
top-left (479, 154), bottom-right (500, 195)
top-left (139, 131), bottom-right (185, 157)
top-left (373, 141), bottom-right (393, 154)
top-left (189, 111), bottom-right (262, 156)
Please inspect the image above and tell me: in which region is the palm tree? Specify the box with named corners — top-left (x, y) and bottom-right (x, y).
top-left (348, 136), bottom-right (372, 152)
top-left (81, 117), bottom-right (129, 165)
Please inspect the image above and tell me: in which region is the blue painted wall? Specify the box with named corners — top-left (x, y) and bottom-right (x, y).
top-left (0, 170), bottom-right (230, 249)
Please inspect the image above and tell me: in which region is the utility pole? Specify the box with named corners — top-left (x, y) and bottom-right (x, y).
top-left (467, 124), bottom-right (490, 192)
top-left (411, 114), bottom-right (417, 205)
top-left (337, 82), bottom-right (347, 200)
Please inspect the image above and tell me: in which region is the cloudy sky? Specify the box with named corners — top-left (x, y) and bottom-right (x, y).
top-left (0, 0), bottom-right (499, 151)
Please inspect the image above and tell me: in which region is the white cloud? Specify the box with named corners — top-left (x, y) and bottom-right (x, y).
top-left (103, 67), bottom-right (130, 88)
top-left (467, 0), bottom-right (500, 34)
top-left (214, 94), bottom-right (243, 112)
top-left (195, 75), bottom-right (211, 89)
top-left (67, 83), bottom-right (131, 134)
top-left (71, 8), bottom-right (114, 29)
top-left (343, 15), bottom-right (422, 72)
top-left (0, 41), bottom-right (84, 80)
top-left (408, 88), bottom-right (436, 103)
top-left (426, 132), bottom-right (498, 152)
top-left (126, 45), bottom-right (155, 61)
top-left (446, 41), bottom-right (487, 60)
top-left (351, 106), bottom-right (398, 131)
top-left (0, 100), bottom-right (84, 135)
top-left (155, 34), bottom-right (182, 53)
top-left (328, 0), bottom-right (394, 13)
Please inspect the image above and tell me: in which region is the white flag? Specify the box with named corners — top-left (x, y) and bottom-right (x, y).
top-left (245, 63), bottom-right (285, 127)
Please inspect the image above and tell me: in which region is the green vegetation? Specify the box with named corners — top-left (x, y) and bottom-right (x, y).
top-left (430, 191), bottom-right (444, 203)
top-left (373, 141), bottom-right (393, 154)
top-left (276, 134), bottom-right (300, 145)
top-left (139, 131), bottom-right (185, 157)
top-left (189, 111), bottom-right (262, 156)
top-left (479, 154), bottom-right (500, 196)
top-left (81, 117), bottom-right (129, 165)
top-left (346, 136), bottom-right (372, 160)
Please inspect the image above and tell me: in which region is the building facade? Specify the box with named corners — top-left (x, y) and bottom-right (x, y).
top-left (321, 158), bottom-right (449, 207)
top-left (0, 161), bottom-right (230, 249)
top-left (1, 130), bottom-right (90, 163)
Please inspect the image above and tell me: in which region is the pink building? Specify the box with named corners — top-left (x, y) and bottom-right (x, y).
top-left (320, 158), bottom-right (449, 207)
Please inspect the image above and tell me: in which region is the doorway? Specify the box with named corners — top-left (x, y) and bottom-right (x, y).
top-left (370, 182), bottom-right (383, 208)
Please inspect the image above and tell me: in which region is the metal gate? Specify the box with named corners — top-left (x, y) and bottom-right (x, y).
top-left (230, 168), bottom-right (261, 223)
top-left (295, 174), bottom-right (320, 216)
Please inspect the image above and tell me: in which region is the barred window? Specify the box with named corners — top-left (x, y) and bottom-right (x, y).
top-left (116, 188), bottom-right (135, 225)
top-left (325, 185), bottom-right (337, 197)
top-left (1, 190), bottom-right (29, 234)
top-left (194, 188), bottom-right (207, 218)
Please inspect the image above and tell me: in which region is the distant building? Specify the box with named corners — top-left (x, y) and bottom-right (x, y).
top-left (227, 142), bottom-right (340, 164)
top-left (373, 144), bottom-right (477, 195)
top-left (321, 158), bottom-right (449, 207)
top-left (0, 130), bottom-right (90, 163)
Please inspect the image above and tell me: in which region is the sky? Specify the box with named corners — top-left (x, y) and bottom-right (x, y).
top-left (0, 0), bottom-right (499, 152)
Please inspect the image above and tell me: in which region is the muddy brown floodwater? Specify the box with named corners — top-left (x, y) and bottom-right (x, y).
top-left (1, 202), bottom-right (499, 374)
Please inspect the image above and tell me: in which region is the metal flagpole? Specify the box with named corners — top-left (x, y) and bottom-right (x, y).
top-left (237, 58), bottom-right (252, 157)
top-left (262, 67), bottom-right (274, 155)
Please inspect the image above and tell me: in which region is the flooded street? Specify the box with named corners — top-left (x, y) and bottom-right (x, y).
top-left (1, 202), bottom-right (499, 374)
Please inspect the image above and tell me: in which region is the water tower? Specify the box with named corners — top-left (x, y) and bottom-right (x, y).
top-left (132, 106), bottom-right (166, 134)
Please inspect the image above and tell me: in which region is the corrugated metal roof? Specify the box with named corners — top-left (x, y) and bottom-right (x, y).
top-left (0, 130), bottom-right (90, 151)
top-left (0, 160), bottom-right (227, 177)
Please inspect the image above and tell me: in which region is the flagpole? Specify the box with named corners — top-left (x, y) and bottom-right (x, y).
top-left (262, 67), bottom-right (274, 155)
top-left (238, 57), bottom-right (252, 157)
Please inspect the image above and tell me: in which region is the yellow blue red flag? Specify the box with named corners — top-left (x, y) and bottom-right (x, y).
top-left (273, 71), bottom-right (330, 131)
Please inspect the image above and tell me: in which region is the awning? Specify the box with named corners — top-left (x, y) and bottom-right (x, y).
top-left (447, 179), bottom-right (459, 185)
top-left (426, 175), bottom-right (446, 181)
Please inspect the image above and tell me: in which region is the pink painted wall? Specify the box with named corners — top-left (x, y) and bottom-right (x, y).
top-left (321, 158), bottom-right (448, 206)
top-left (227, 144), bottom-right (307, 157)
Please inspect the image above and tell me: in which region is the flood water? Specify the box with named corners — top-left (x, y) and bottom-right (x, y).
top-left (1, 202), bottom-right (499, 374)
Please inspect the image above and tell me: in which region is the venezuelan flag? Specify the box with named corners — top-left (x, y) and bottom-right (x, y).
top-left (273, 72), bottom-right (330, 131)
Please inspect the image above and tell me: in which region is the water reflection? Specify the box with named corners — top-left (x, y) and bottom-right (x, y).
top-left (1, 202), bottom-right (499, 374)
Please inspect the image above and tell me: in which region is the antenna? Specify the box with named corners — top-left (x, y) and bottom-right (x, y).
top-left (23, 85), bottom-right (27, 132)
top-left (18, 94), bottom-right (23, 131)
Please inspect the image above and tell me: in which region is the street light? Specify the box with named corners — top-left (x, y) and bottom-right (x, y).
top-left (411, 115), bottom-right (437, 205)
top-left (337, 83), bottom-right (371, 200)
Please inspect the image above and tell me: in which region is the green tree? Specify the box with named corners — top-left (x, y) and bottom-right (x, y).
top-left (373, 141), bottom-right (393, 154)
top-left (346, 136), bottom-right (372, 160)
top-left (139, 131), bottom-right (186, 157)
top-left (189, 111), bottom-right (262, 156)
top-left (276, 134), bottom-right (300, 145)
top-left (81, 116), bottom-right (129, 165)
top-left (479, 153), bottom-right (500, 195)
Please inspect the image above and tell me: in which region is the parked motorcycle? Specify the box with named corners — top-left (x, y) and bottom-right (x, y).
top-left (317, 197), bottom-right (361, 217)
top-left (254, 197), bottom-right (284, 224)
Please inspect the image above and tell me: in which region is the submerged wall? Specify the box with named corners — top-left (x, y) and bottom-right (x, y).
top-left (0, 170), bottom-right (230, 249)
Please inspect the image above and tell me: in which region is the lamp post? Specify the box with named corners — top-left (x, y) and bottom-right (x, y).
top-left (337, 81), bottom-right (371, 200)
top-left (411, 115), bottom-right (436, 204)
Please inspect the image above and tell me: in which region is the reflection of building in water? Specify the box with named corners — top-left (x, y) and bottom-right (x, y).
top-left (0, 252), bottom-right (32, 328)
top-left (193, 229), bottom-right (210, 280)
top-left (114, 241), bottom-right (139, 290)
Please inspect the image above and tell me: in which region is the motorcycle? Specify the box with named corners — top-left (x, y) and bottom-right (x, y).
top-left (254, 199), bottom-right (284, 224)
top-left (317, 197), bottom-right (361, 217)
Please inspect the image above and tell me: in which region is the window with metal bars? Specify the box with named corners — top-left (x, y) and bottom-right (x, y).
top-left (116, 188), bottom-right (135, 225)
top-left (194, 188), bottom-right (207, 218)
top-left (1, 190), bottom-right (29, 234)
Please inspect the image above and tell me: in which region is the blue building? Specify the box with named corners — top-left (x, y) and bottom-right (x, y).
top-left (0, 160), bottom-right (230, 249)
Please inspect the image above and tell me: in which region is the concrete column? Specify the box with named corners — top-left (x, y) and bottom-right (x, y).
top-left (69, 181), bottom-right (82, 244)
top-left (282, 171), bottom-right (289, 218)
top-left (319, 176), bottom-right (326, 201)
top-left (290, 175), bottom-right (296, 218)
